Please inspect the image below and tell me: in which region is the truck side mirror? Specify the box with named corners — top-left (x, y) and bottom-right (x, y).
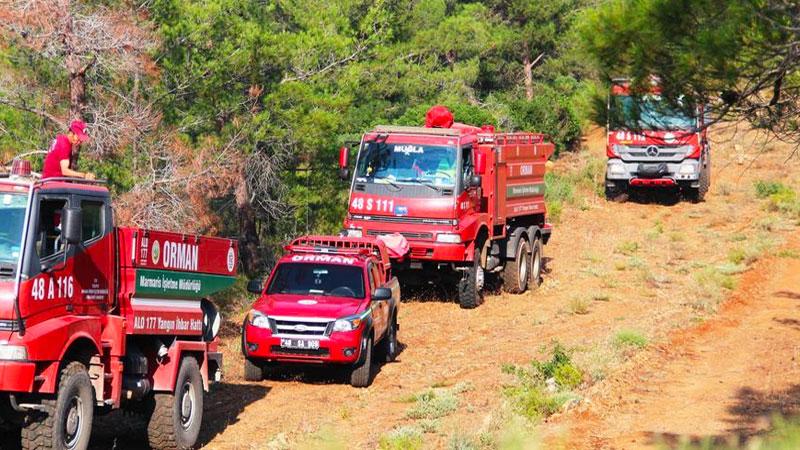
top-left (61, 207), bottom-right (82, 245)
top-left (339, 146), bottom-right (350, 180)
top-left (247, 279), bottom-right (264, 295)
top-left (469, 175), bottom-right (482, 188)
top-left (475, 152), bottom-right (486, 175)
top-left (372, 287), bottom-right (392, 301)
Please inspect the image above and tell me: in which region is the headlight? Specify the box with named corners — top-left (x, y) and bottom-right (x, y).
top-left (247, 310), bottom-right (272, 330)
top-left (679, 164), bottom-right (697, 174)
top-left (0, 344), bottom-right (27, 361)
top-left (609, 163), bottom-right (625, 175)
top-left (345, 228), bottom-right (363, 238)
top-left (332, 310), bottom-right (370, 332)
top-left (436, 233), bottom-right (462, 243)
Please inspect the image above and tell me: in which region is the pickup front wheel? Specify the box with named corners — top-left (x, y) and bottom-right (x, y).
top-left (244, 359), bottom-right (263, 382)
top-left (350, 337), bottom-right (374, 388)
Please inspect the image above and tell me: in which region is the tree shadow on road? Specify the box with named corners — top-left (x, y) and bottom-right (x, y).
top-left (89, 382), bottom-right (270, 449)
top-left (643, 384), bottom-right (800, 448)
top-left (624, 188), bottom-right (684, 206)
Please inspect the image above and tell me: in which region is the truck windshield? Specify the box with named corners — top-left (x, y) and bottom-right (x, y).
top-left (0, 193), bottom-right (27, 272)
top-left (267, 263), bottom-right (365, 299)
top-left (611, 95), bottom-right (695, 131)
top-left (355, 141), bottom-right (457, 188)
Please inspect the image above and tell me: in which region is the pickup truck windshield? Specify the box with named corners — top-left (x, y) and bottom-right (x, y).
top-left (611, 95), bottom-right (695, 131)
top-left (356, 142), bottom-right (457, 188)
top-left (0, 193), bottom-right (27, 271)
top-left (267, 263), bottom-right (365, 299)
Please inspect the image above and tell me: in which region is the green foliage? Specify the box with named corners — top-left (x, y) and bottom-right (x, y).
top-left (502, 342), bottom-right (583, 420)
top-left (755, 181), bottom-right (791, 199)
top-left (613, 330), bottom-right (648, 350)
top-left (405, 388), bottom-right (459, 420)
top-left (379, 426), bottom-right (424, 450)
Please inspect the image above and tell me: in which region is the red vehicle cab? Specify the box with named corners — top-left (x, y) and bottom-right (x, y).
top-left (242, 236), bottom-right (400, 387)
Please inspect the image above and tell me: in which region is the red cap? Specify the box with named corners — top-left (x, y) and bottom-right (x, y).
top-left (425, 105), bottom-right (454, 128)
top-left (69, 120), bottom-right (89, 143)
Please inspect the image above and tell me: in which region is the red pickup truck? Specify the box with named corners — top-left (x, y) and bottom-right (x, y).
top-left (242, 236), bottom-right (400, 387)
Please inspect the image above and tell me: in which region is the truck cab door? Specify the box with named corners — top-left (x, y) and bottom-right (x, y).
top-left (459, 145), bottom-right (480, 214)
top-left (368, 263), bottom-right (388, 338)
top-left (71, 195), bottom-right (114, 314)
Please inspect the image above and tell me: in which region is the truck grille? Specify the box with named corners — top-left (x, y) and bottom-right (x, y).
top-left (618, 145), bottom-right (692, 162)
top-left (270, 346), bottom-right (330, 357)
top-left (367, 230), bottom-right (434, 240)
top-left (272, 318), bottom-right (333, 337)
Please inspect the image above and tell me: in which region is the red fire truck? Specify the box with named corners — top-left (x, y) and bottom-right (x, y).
top-left (0, 166), bottom-right (237, 449)
top-left (242, 236), bottom-right (399, 388)
top-left (339, 106), bottom-right (554, 309)
top-left (605, 79), bottom-right (710, 201)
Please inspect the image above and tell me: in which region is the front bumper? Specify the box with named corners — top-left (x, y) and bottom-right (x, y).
top-left (243, 323), bottom-right (364, 365)
top-left (0, 361), bottom-right (35, 392)
top-left (606, 158), bottom-right (700, 184)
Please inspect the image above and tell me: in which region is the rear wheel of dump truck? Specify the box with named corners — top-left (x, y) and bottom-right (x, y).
top-left (529, 236), bottom-right (543, 290)
top-left (147, 357), bottom-right (203, 450)
top-left (458, 256), bottom-right (484, 309)
top-left (243, 359), bottom-right (263, 382)
top-left (21, 361), bottom-right (94, 450)
top-left (502, 237), bottom-right (530, 294)
top-left (350, 337), bottom-right (374, 388)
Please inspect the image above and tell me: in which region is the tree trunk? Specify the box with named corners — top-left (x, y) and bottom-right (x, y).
top-left (523, 54), bottom-right (534, 101)
top-left (235, 171), bottom-right (263, 275)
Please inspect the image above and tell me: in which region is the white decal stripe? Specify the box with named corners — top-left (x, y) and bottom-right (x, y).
top-left (130, 298), bottom-right (201, 310)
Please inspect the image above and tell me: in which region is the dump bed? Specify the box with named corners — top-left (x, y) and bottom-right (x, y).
top-left (477, 133), bottom-right (554, 226)
top-left (116, 227), bottom-right (238, 335)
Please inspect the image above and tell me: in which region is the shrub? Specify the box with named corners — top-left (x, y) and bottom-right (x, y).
top-left (754, 180), bottom-right (789, 198)
top-left (568, 297), bottom-right (590, 315)
top-left (613, 330), bottom-right (648, 349)
top-left (379, 427), bottom-right (423, 450)
top-left (615, 241), bottom-right (639, 255)
top-left (405, 389), bottom-right (459, 420)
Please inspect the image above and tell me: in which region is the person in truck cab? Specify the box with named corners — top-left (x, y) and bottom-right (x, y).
top-left (42, 120), bottom-right (96, 180)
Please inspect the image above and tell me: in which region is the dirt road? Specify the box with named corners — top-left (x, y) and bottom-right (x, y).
top-left (89, 126), bottom-right (800, 449)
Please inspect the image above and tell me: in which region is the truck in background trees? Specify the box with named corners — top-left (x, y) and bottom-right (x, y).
top-left (339, 106), bottom-right (553, 309)
top-left (604, 80), bottom-right (711, 202)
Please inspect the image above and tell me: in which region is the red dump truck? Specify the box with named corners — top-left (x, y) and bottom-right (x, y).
top-left (605, 79), bottom-right (710, 201)
top-left (339, 106), bottom-right (554, 308)
top-left (0, 167), bottom-right (237, 450)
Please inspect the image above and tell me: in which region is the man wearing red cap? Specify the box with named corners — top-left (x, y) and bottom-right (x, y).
top-left (42, 120), bottom-right (96, 180)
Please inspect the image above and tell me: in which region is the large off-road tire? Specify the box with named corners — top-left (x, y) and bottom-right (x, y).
top-left (502, 237), bottom-right (530, 294)
top-left (457, 256), bottom-right (484, 309)
top-left (350, 337), bottom-right (374, 388)
top-left (377, 314), bottom-right (399, 363)
top-left (687, 165), bottom-right (710, 203)
top-left (243, 359), bottom-right (263, 382)
top-left (147, 357), bottom-right (203, 450)
top-left (529, 236), bottom-right (543, 290)
top-left (21, 361), bottom-right (94, 450)
top-left (605, 180), bottom-right (629, 202)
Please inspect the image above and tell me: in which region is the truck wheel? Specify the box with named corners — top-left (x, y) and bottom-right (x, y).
top-left (688, 166), bottom-right (710, 202)
top-left (502, 237), bottom-right (530, 294)
top-left (147, 357), bottom-right (203, 450)
top-left (21, 361), bottom-right (94, 450)
top-left (458, 257), bottom-right (484, 309)
top-left (350, 337), bottom-right (374, 388)
top-left (243, 359), bottom-right (263, 382)
top-left (605, 180), bottom-right (628, 202)
top-left (529, 237), bottom-right (543, 290)
top-left (378, 314), bottom-right (399, 363)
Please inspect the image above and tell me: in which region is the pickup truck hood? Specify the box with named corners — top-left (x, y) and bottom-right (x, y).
top-left (254, 294), bottom-right (365, 319)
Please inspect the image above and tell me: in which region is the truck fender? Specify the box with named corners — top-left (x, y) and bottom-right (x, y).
top-left (151, 340), bottom-right (211, 392)
top-left (505, 227), bottom-right (529, 259)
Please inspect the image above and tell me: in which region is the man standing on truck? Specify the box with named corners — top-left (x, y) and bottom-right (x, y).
top-left (41, 120), bottom-right (96, 180)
